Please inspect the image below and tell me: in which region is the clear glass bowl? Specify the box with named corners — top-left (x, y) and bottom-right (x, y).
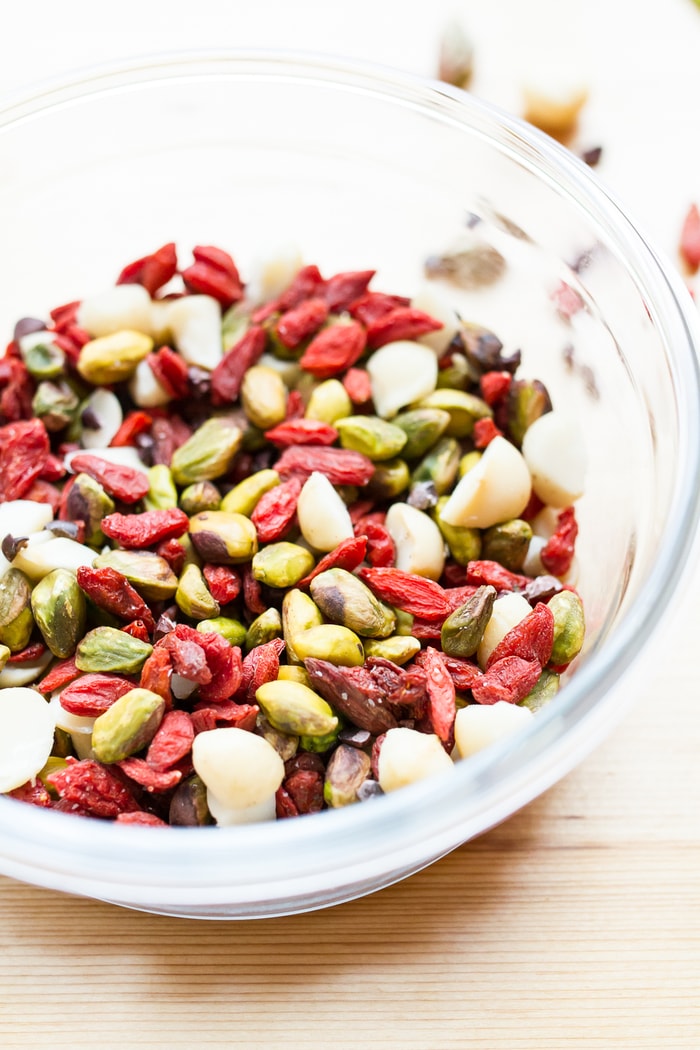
top-left (0, 51), bottom-right (698, 918)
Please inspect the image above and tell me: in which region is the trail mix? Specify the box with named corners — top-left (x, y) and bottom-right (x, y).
top-left (0, 243), bottom-right (586, 826)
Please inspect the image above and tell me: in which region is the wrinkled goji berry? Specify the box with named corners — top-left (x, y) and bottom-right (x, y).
top-left (117, 758), bottom-right (183, 793)
top-left (210, 325), bottom-right (266, 406)
top-left (38, 656), bottom-right (82, 694)
top-left (146, 710), bottom-right (195, 772)
top-left (47, 759), bottom-right (140, 819)
top-left (275, 445), bottom-right (374, 486)
top-left (471, 656), bottom-right (541, 705)
top-left (116, 242), bottom-right (178, 295)
top-left (358, 567), bottom-right (449, 619)
top-left (181, 245), bottom-right (244, 309)
top-left (365, 306), bottom-right (442, 349)
top-left (297, 535), bottom-right (368, 589)
top-left (479, 370), bottom-right (512, 406)
top-left (155, 537), bottom-right (187, 575)
top-left (0, 418), bottom-right (50, 502)
top-left (486, 602), bottom-right (555, 670)
top-left (190, 700), bottom-right (258, 734)
top-left (239, 637), bottom-right (286, 703)
top-left (250, 476), bottom-right (302, 543)
top-left (343, 367), bottom-right (373, 406)
top-left (299, 321), bottom-right (367, 379)
top-left (540, 506), bottom-right (578, 577)
top-left (356, 521), bottom-right (395, 567)
top-left (322, 269), bottom-right (375, 312)
top-left (59, 673), bottom-right (134, 717)
top-left (274, 297), bottom-right (329, 350)
top-left (101, 507), bottom-right (190, 549)
top-left (68, 453), bottom-right (150, 504)
top-left (473, 416), bottom-right (503, 449)
top-left (115, 811), bottom-right (169, 827)
top-left (147, 346), bottom-right (190, 400)
top-left (466, 560), bottom-right (530, 592)
top-left (414, 647), bottom-right (456, 749)
top-left (202, 564), bottom-right (241, 605)
top-left (348, 290), bottom-right (410, 326)
top-left (283, 769), bottom-right (324, 814)
top-left (264, 419), bottom-right (339, 448)
top-left (109, 409), bottom-right (153, 448)
top-left (76, 565), bottom-right (156, 633)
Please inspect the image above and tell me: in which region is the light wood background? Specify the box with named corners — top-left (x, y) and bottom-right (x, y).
top-left (1, 1), bottom-right (699, 1047)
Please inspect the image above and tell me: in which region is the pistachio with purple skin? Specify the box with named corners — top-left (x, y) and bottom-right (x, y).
top-left (189, 510), bottom-right (259, 565)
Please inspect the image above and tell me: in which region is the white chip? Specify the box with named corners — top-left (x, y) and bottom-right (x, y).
top-left (0, 687), bottom-right (56, 792)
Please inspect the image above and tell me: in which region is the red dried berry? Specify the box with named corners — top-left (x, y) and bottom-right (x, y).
top-left (0, 419), bottom-right (50, 502)
top-left (540, 506), bottom-right (578, 577)
top-left (181, 245), bottom-right (244, 310)
top-left (322, 269), bottom-right (375, 312)
top-left (276, 264), bottom-right (325, 312)
top-left (486, 602), bottom-right (555, 671)
top-left (76, 565), bottom-right (156, 633)
top-left (8, 642), bottom-right (47, 663)
top-left (121, 620), bottom-right (151, 643)
top-left (190, 701), bottom-right (258, 734)
top-left (365, 306), bottom-right (443, 350)
top-left (274, 297), bottom-right (329, 350)
top-left (348, 291), bottom-right (411, 326)
top-left (0, 358), bottom-right (34, 423)
top-left (147, 346), bottom-right (190, 400)
top-left (473, 417), bottom-right (503, 449)
top-left (8, 780), bottom-right (52, 807)
top-left (343, 367), bottom-right (373, 406)
top-left (414, 647), bottom-right (456, 749)
top-left (297, 535), bottom-right (368, 589)
top-left (356, 521), bottom-right (395, 568)
top-left (68, 453), bottom-right (150, 504)
top-left (275, 445), bottom-right (375, 486)
top-left (242, 564), bottom-right (267, 615)
top-left (239, 637), bottom-right (286, 703)
top-left (146, 710), bottom-right (195, 772)
top-left (150, 414), bottom-right (192, 467)
top-left (202, 564), bottom-right (241, 605)
top-left (470, 656), bottom-right (541, 706)
top-left (196, 631), bottom-right (243, 703)
top-left (23, 480), bottom-right (61, 515)
top-left (466, 560), bottom-right (531, 592)
top-left (155, 537), bottom-right (187, 575)
top-left (283, 769), bottom-right (324, 814)
top-left (139, 646), bottom-right (173, 707)
top-left (299, 321), bottom-right (367, 379)
top-left (47, 759), bottom-right (140, 819)
top-left (210, 325), bottom-right (266, 406)
top-left (116, 242), bottom-right (178, 296)
top-left (479, 371), bottom-right (512, 406)
top-left (117, 757), bottom-right (183, 793)
top-left (58, 673), bottom-right (134, 717)
top-left (275, 785), bottom-right (300, 819)
top-left (115, 811), bottom-right (169, 827)
top-left (101, 507), bottom-right (190, 549)
top-left (441, 655), bottom-right (484, 692)
top-left (264, 419), bottom-right (339, 448)
top-left (250, 476), bottom-right (302, 543)
top-left (358, 567), bottom-right (449, 619)
top-left (109, 410), bottom-right (153, 448)
top-left (38, 656), bottom-right (82, 694)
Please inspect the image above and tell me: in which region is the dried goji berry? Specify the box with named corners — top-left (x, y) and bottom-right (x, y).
top-left (49, 300), bottom-right (80, 331)
top-left (250, 476), bottom-right (302, 543)
top-left (23, 479), bottom-right (61, 515)
top-left (297, 535), bottom-right (368, 588)
top-left (161, 629), bottom-right (212, 685)
top-left (68, 453), bottom-right (150, 504)
top-left (47, 759), bottom-right (140, 819)
top-left (101, 507), bottom-right (190, 548)
top-left (116, 242), bottom-right (178, 296)
top-left (540, 506), bottom-right (578, 577)
top-left (283, 769), bottom-right (324, 814)
top-left (146, 710), bottom-right (195, 771)
top-left (471, 656), bottom-right (541, 705)
top-left (147, 346), bottom-right (190, 400)
top-left (59, 673), bottom-right (134, 717)
top-left (348, 291), bottom-right (411, 326)
top-left (347, 499), bottom-right (375, 524)
top-left (441, 655), bottom-right (483, 692)
top-left (0, 358), bottom-right (34, 423)
top-left (38, 454), bottom-right (66, 482)
top-left (115, 811), bottom-right (169, 827)
top-left (109, 409), bottom-right (153, 448)
top-left (181, 245), bottom-right (244, 309)
top-left (473, 417), bottom-right (503, 449)
top-left (8, 642), bottom-right (46, 663)
top-left (190, 701), bottom-right (258, 734)
top-left (274, 297), bottom-right (329, 350)
top-left (520, 489), bottom-right (546, 522)
top-left (117, 758), bottom-right (183, 793)
top-left (356, 521), bottom-right (395, 567)
top-left (155, 537), bottom-right (187, 575)
top-left (122, 620), bottom-right (151, 643)
top-left (479, 370), bottom-right (512, 406)
top-left (76, 565), bottom-right (156, 633)
top-left (239, 637), bottom-right (286, 703)
top-left (284, 389), bottom-right (305, 421)
top-left (304, 658), bottom-right (398, 735)
top-left (275, 785), bottom-right (299, 819)
top-left (202, 564), bottom-right (241, 605)
top-left (322, 269), bottom-right (375, 312)
top-left (0, 419), bottom-right (50, 502)
top-left (242, 564), bottom-right (267, 616)
top-left (343, 367), bottom-right (373, 405)
top-left (264, 419), bottom-right (339, 447)
top-left (358, 567), bottom-right (449, 619)
top-left (276, 264), bottom-right (325, 312)
top-left (38, 656), bottom-right (81, 694)
top-left (466, 560), bottom-right (530, 592)
top-left (275, 445), bottom-right (375, 486)
top-left (196, 631), bottom-right (243, 703)
top-left (410, 618), bottom-right (444, 639)
top-left (299, 321), bottom-right (367, 379)
top-left (210, 325), bottom-right (266, 405)
top-left (365, 306), bottom-right (442, 349)
top-left (8, 780), bottom-right (52, 807)
top-left (139, 646), bottom-right (173, 706)
top-left (486, 602), bottom-right (555, 670)
top-left (150, 414), bottom-right (192, 466)
top-left (680, 203), bottom-right (700, 272)
top-left (414, 647), bottom-right (456, 749)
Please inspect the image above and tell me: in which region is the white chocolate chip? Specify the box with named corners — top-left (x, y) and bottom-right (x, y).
top-left (0, 500), bottom-right (54, 577)
top-left (0, 687), bottom-right (56, 792)
top-left (79, 388), bottom-right (124, 449)
top-left (128, 358), bottom-right (171, 408)
top-left (521, 411), bottom-right (587, 508)
top-left (454, 700), bottom-right (533, 760)
top-left (192, 727), bottom-right (285, 816)
top-left (248, 244), bottom-right (304, 303)
top-left (476, 591), bottom-right (533, 669)
top-left (384, 502), bottom-right (446, 581)
top-left (77, 284), bottom-right (154, 338)
top-left (367, 341), bottom-right (438, 419)
top-left (377, 726), bottom-right (453, 793)
top-left (440, 435), bottom-right (531, 529)
top-left (296, 472), bottom-right (354, 553)
top-left (206, 792), bottom-right (278, 826)
top-left (165, 294), bottom-right (223, 371)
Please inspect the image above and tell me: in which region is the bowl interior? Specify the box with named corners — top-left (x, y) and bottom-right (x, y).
top-left (0, 52), bottom-right (698, 917)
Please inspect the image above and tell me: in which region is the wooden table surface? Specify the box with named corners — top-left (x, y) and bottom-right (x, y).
top-left (1, 2), bottom-right (699, 1047)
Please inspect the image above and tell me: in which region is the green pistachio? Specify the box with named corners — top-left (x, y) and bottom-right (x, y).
top-left (31, 568), bottom-right (86, 658)
top-left (362, 635), bottom-right (422, 665)
top-left (256, 713), bottom-right (299, 762)
top-left (91, 687), bottom-right (165, 764)
top-left (435, 496), bottom-right (482, 565)
top-left (178, 480), bottom-right (222, 516)
top-left (245, 607), bottom-right (283, 651)
top-left (411, 436), bottom-right (461, 495)
top-left (323, 743), bottom-right (372, 807)
top-left (506, 378), bottom-right (553, 447)
top-left (305, 379), bottom-right (352, 424)
top-left (435, 352), bottom-right (475, 391)
top-left (282, 588), bottom-right (323, 665)
top-left (169, 774), bottom-right (214, 826)
top-left (37, 755), bottom-right (69, 796)
top-left (255, 679), bottom-right (338, 737)
top-left (219, 469), bottom-right (280, 516)
top-left (548, 590), bottom-right (586, 666)
top-left (392, 407), bottom-right (451, 460)
top-left (31, 380), bottom-right (79, 432)
top-left (240, 365), bottom-right (288, 430)
top-left (221, 303), bottom-right (250, 352)
top-left (393, 608), bottom-right (415, 636)
top-left (170, 417), bottom-right (243, 485)
top-left (277, 665), bottom-right (312, 687)
top-left (417, 388), bottom-right (493, 438)
top-left (20, 335), bottom-right (66, 379)
top-left (0, 644), bottom-right (10, 671)
top-left (299, 723), bottom-right (342, 754)
top-left (292, 624), bottom-right (364, 667)
top-left (0, 569), bottom-right (34, 652)
top-left (458, 450), bottom-right (482, 478)
top-left (65, 473), bottom-right (115, 547)
top-left (75, 626), bottom-right (153, 674)
top-left (77, 329), bottom-right (153, 386)
top-left (189, 511), bottom-right (259, 565)
top-left (196, 616), bottom-right (247, 647)
top-left (93, 549), bottom-right (178, 602)
top-left (144, 464), bottom-right (178, 511)
top-left (519, 668), bottom-right (560, 713)
top-left (336, 415), bottom-right (407, 461)
top-left (251, 542), bottom-right (315, 590)
top-left (175, 563), bottom-right (221, 621)
top-left (365, 458), bottom-right (410, 501)
top-left (441, 585), bottom-right (496, 658)
top-left (482, 519), bottom-right (533, 572)
top-left (310, 568), bottom-right (396, 639)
